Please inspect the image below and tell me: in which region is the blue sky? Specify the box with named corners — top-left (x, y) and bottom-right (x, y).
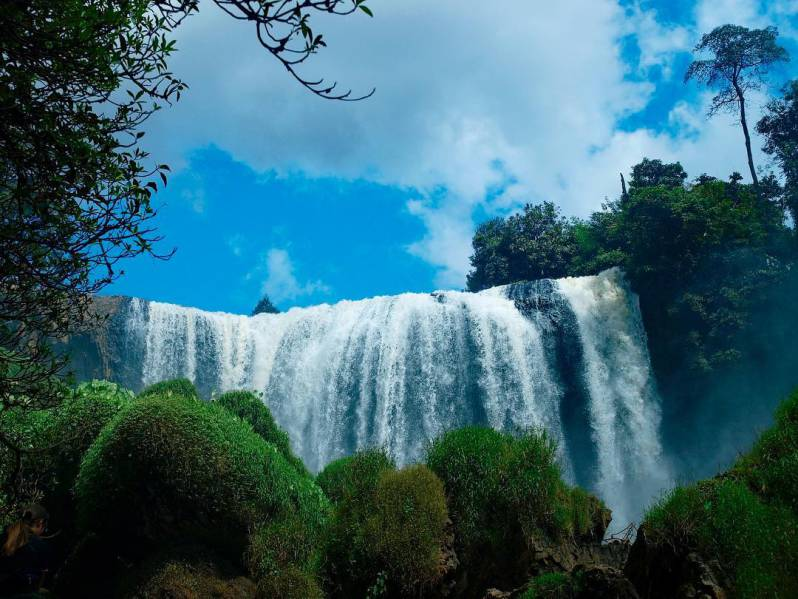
top-left (105, 0), bottom-right (798, 313)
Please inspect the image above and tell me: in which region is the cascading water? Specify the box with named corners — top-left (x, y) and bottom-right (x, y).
top-left (116, 268), bottom-right (669, 528)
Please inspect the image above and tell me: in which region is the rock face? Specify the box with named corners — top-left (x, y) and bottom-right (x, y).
top-left (624, 526), bottom-right (729, 599)
top-left (55, 295), bottom-right (146, 391)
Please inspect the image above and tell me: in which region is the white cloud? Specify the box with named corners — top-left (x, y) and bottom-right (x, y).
top-left (623, 4), bottom-right (692, 78)
top-left (143, 0), bottom-right (797, 288)
top-left (695, 0), bottom-right (798, 36)
top-left (254, 248), bottom-right (331, 305)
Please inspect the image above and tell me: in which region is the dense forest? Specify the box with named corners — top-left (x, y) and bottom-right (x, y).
top-left (1, 1), bottom-right (798, 597)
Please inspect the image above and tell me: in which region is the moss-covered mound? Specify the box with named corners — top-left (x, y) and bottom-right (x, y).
top-left (426, 427), bottom-right (608, 591)
top-left (137, 377), bottom-right (199, 401)
top-left (74, 392), bottom-right (329, 574)
top-left (0, 380), bottom-right (134, 524)
top-left (361, 465), bottom-right (448, 592)
top-left (120, 546), bottom-right (258, 599)
top-left (318, 450), bottom-right (449, 597)
top-left (734, 388), bottom-right (798, 512)
top-left (215, 389), bottom-right (308, 476)
top-left (634, 389), bottom-right (798, 598)
top-left (316, 447), bottom-right (395, 504)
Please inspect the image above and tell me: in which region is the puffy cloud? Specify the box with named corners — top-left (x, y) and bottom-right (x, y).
top-left (253, 249), bottom-right (331, 305)
top-left (143, 0), bottom-right (796, 287)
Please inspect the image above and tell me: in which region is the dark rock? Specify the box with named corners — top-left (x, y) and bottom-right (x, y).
top-left (624, 526), bottom-right (729, 599)
top-left (435, 518), bottom-right (461, 597)
top-left (575, 564), bottom-right (640, 598)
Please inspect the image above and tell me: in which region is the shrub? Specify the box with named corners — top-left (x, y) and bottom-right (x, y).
top-left (0, 380), bottom-right (133, 524)
top-left (316, 448), bottom-right (395, 504)
top-left (734, 388), bottom-right (798, 513)
top-left (75, 393), bottom-right (329, 571)
top-left (362, 465), bottom-right (448, 592)
top-left (318, 449), bottom-right (396, 595)
top-left (426, 427), bottom-right (606, 591)
top-left (138, 378), bottom-right (199, 401)
top-left (519, 572), bottom-right (580, 599)
top-left (425, 427), bottom-right (507, 560)
top-left (645, 478), bottom-right (798, 598)
top-left (321, 459), bottom-right (448, 597)
top-left (121, 549), bottom-right (258, 599)
top-left (248, 520), bottom-right (325, 599)
top-left (216, 390), bottom-right (308, 477)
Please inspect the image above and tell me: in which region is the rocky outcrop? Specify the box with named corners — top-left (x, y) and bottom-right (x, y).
top-left (623, 526), bottom-right (729, 599)
top-left (54, 295), bottom-right (146, 391)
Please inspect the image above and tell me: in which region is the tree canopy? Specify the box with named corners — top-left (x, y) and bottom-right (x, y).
top-left (466, 202), bottom-right (578, 292)
top-left (758, 80), bottom-right (798, 224)
top-left (252, 295), bottom-right (281, 316)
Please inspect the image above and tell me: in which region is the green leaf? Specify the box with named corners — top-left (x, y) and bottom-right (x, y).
top-left (359, 5), bottom-right (374, 17)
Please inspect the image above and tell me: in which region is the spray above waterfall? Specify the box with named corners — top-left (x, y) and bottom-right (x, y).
top-left (122, 268), bottom-right (670, 527)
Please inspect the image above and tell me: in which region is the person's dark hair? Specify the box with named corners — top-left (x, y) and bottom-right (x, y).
top-left (2, 504), bottom-right (49, 557)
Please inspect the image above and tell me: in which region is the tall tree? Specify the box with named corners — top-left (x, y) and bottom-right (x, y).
top-left (757, 80), bottom-right (798, 224)
top-left (685, 25), bottom-right (789, 188)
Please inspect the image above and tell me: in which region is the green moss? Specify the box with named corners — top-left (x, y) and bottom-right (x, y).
top-left (734, 388), bottom-right (798, 512)
top-left (316, 448), bottom-right (395, 505)
top-left (248, 519), bottom-right (325, 599)
top-left (318, 449), bottom-right (396, 594)
top-left (425, 426), bottom-right (507, 560)
top-left (75, 392), bottom-right (329, 568)
top-left (138, 378), bottom-right (199, 401)
top-left (426, 426), bottom-right (604, 585)
top-left (215, 389), bottom-right (308, 477)
top-left (645, 478), bottom-right (798, 597)
top-left (519, 572), bottom-right (580, 599)
top-left (121, 549), bottom-right (257, 599)
top-left (0, 380), bottom-right (134, 523)
top-left (643, 390), bottom-right (798, 598)
top-left (361, 465), bottom-right (448, 592)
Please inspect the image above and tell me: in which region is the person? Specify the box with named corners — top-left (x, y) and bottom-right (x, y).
top-left (0, 504), bottom-right (52, 596)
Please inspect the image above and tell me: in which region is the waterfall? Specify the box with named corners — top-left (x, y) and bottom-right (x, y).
top-left (120, 268), bottom-right (669, 527)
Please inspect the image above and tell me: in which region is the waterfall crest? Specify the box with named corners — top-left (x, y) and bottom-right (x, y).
top-left (121, 268), bottom-right (669, 526)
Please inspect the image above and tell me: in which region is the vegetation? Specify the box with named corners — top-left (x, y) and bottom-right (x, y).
top-left (74, 391), bottom-right (329, 581)
top-left (468, 168), bottom-right (793, 375)
top-left (426, 427), bottom-right (606, 590)
top-left (0, 380), bottom-right (133, 524)
top-left (733, 388), bottom-right (798, 513)
top-left (138, 377), bottom-right (199, 400)
top-left (467, 202), bottom-right (579, 291)
top-left (316, 448), bottom-right (395, 504)
top-left (252, 294), bottom-right (281, 315)
top-left (318, 450), bottom-right (450, 596)
top-left (685, 25), bottom-right (789, 187)
top-left (519, 572), bottom-right (581, 599)
top-left (642, 389), bottom-right (798, 598)
top-left (758, 79), bottom-right (798, 224)
top-left (216, 389), bottom-right (307, 476)
top-left (361, 465), bottom-right (448, 592)
top-left (0, 0), bottom-right (373, 508)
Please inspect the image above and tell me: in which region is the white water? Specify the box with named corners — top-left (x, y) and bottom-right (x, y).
top-left (125, 268), bottom-right (669, 527)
